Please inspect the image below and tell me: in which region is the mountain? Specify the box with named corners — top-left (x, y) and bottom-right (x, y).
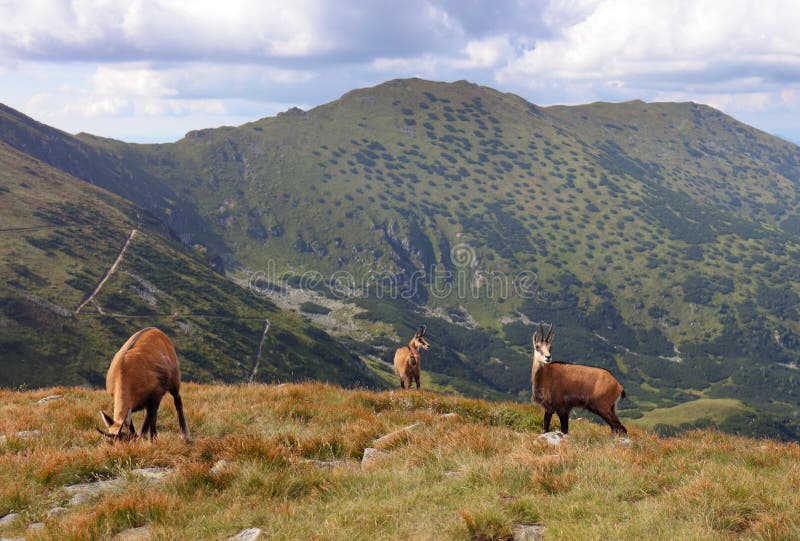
top-left (2, 78), bottom-right (800, 438)
top-left (0, 139), bottom-right (379, 389)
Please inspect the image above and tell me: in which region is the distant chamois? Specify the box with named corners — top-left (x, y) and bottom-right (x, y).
top-left (531, 324), bottom-right (627, 435)
top-left (393, 325), bottom-right (430, 389)
top-left (98, 327), bottom-right (189, 441)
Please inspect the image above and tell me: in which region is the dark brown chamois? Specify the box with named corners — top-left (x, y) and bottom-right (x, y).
top-left (98, 327), bottom-right (189, 441)
top-left (531, 325), bottom-right (627, 435)
top-left (393, 325), bottom-right (430, 389)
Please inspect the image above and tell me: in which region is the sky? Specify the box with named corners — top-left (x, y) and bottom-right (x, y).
top-left (2, 0), bottom-right (800, 144)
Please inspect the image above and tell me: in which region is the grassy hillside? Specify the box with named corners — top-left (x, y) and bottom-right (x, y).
top-left (0, 141), bottom-right (379, 389)
top-left (0, 383), bottom-right (798, 540)
top-left (3, 78), bottom-right (800, 438)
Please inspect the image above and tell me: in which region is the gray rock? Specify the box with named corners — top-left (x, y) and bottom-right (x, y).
top-left (512, 523), bottom-right (545, 541)
top-left (618, 437), bottom-right (633, 446)
top-left (210, 460), bottom-right (230, 475)
top-left (47, 507), bottom-right (68, 518)
top-left (130, 467), bottom-right (171, 480)
top-left (36, 395), bottom-right (64, 405)
top-left (535, 431), bottom-right (566, 447)
top-left (65, 479), bottom-right (122, 506)
top-left (373, 423), bottom-right (422, 445)
top-left (0, 513), bottom-right (20, 527)
top-left (14, 430), bottom-right (41, 438)
top-left (228, 527), bottom-right (262, 541)
top-left (27, 522), bottom-right (45, 532)
top-left (304, 459), bottom-right (356, 469)
top-left (361, 447), bottom-right (389, 468)
top-left (112, 525), bottom-right (152, 540)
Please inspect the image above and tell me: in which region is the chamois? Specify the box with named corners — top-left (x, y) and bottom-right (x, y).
top-left (393, 325), bottom-right (429, 389)
top-left (531, 325), bottom-right (627, 435)
top-left (98, 327), bottom-right (189, 441)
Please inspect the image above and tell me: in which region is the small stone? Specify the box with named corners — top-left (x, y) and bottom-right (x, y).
top-left (36, 395), bottom-right (64, 405)
top-left (373, 423), bottom-right (422, 445)
top-left (210, 460), bottom-right (230, 475)
top-left (228, 527), bottom-right (262, 541)
top-left (14, 430), bottom-right (41, 438)
top-left (27, 523), bottom-right (45, 532)
top-left (361, 447), bottom-right (389, 468)
top-left (618, 437), bottom-right (633, 446)
top-left (305, 459), bottom-right (353, 469)
top-left (112, 525), bottom-right (152, 540)
top-left (512, 523), bottom-right (545, 541)
top-left (47, 507), bottom-right (68, 518)
top-left (536, 431), bottom-right (566, 447)
top-left (0, 513), bottom-right (20, 527)
top-left (65, 479), bottom-right (121, 506)
top-left (130, 468), bottom-right (171, 480)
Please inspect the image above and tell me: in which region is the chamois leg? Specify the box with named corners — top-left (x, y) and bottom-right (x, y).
top-left (595, 405), bottom-right (627, 435)
top-left (171, 390), bottom-right (190, 439)
top-left (141, 400), bottom-right (159, 440)
top-left (605, 406), bottom-right (627, 435)
top-left (557, 410), bottom-right (570, 434)
top-left (542, 410), bottom-right (553, 432)
top-left (413, 372), bottom-right (421, 389)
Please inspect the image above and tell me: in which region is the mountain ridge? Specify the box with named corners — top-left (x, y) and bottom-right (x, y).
top-left (2, 77), bottom-right (800, 438)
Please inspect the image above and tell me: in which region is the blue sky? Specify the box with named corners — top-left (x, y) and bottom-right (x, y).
top-left (2, 0), bottom-right (800, 144)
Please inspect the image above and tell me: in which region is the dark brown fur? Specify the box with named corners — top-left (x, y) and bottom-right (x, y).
top-left (99, 327), bottom-right (189, 441)
top-left (531, 325), bottom-right (626, 435)
top-left (393, 326), bottom-right (429, 389)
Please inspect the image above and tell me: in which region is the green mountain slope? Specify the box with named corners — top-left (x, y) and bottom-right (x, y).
top-left (0, 141), bottom-right (379, 389)
top-left (2, 78), bottom-right (800, 438)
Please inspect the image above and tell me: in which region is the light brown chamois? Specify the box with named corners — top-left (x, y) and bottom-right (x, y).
top-left (393, 325), bottom-right (429, 389)
top-left (98, 327), bottom-right (189, 441)
top-left (531, 324), bottom-right (627, 435)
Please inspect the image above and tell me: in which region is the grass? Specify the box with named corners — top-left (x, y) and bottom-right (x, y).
top-left (1, 382), bottom-right (799, 540)
top-left (633, 398), bottom-right (752, 430)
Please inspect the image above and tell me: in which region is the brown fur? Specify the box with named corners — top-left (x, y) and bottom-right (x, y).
top-left (100, 327), bottom-right (189, 441)
top-left (393, 326), bottom-right (429, 389)
top-left (531, 325), bottom-right (626, 435)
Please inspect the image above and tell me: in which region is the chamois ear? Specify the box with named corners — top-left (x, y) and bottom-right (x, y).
top-left (99, 410), bottom-right (114, 428)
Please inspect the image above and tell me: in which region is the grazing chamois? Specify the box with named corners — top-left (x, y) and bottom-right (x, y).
top-left (531, 325), bottom-right (627, 435)
top-left (393, 325), bottom-right (430, 389)
top-left (98, 327), bottom-right (189, 441)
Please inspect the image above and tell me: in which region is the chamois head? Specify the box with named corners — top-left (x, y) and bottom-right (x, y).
top-left (97, 409), bottom-right (136, 442)
top-left (412, 325), bottom-right (430, 350)
top-left (532, 324), bottom-right (553, 364)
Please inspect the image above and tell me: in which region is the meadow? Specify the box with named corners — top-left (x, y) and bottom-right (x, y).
top-left (1, 382), bottom-right (798, 540)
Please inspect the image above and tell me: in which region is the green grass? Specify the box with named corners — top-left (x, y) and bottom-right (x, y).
top-left (1, 383), bottom-right (799, 540)
top-left (633, 398), bottom-right (752, 429)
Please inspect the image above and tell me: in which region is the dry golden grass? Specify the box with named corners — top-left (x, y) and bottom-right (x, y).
top-left (0, 382), bottom-right (799, 540)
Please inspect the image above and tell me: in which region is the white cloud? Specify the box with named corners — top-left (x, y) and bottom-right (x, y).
top-left (498, 0), bottom-right (800, 85)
